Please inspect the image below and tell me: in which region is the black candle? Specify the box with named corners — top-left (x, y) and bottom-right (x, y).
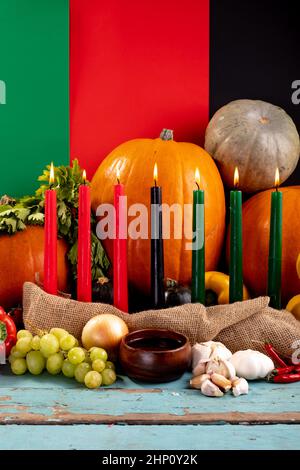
top-left (151, 163), bottom-right (165, 309)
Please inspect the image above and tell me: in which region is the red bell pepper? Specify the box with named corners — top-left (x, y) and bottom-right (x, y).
top-left (0, 306), bottom-right (17, 357)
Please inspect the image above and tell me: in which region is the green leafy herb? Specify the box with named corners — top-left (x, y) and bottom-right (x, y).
top-left (0, 159), bottom-right (110, 281)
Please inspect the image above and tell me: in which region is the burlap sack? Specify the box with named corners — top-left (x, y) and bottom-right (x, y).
top-left (23, 282), bottom-right (300, 358)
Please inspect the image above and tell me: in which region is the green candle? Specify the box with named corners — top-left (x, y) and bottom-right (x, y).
top-left (192, 168), bottom-right (205, 304)
top-left (267, 169), bottom-right (282, 309)
top-left (229, 167), bottom-right (243, 303)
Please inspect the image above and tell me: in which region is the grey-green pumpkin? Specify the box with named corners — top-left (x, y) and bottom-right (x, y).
top-left (205, 99), bottom-right (300, 193)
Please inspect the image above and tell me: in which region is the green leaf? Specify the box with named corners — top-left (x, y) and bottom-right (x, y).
top-left (28, 212), bottom-right (44, 224)
top-left (0, 217), bottom-right (17, 233)
top-left (15, 208), bottom-right (30, 222)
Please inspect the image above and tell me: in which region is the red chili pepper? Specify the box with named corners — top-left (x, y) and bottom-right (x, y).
top-left (0, 306), bottom-right (17, 357)
top-left (272, 373), bottom-right (300, 383)
top-left (272, 366), bottom-right (295, 375)
top-left (264, 343), bottom-right (287, 368)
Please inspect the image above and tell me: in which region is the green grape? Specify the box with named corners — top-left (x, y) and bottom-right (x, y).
top-left (74, 362), bottom-right (92, 383)
top-left (11, 358), bottom-right (27, 375)
top-left (26, 351), bottom-right (45, 375)
top-left (92, 359), bottom-right (106, 373)
top-left (74, 339), bottom-right (79, 347)
top-left (9, 346), bottom-right (26, 359)
top-left (62, 359), bottom-right (76, 378)
top-left (50, 328), bottom-right (68, 341)
top-left (60, 334), bottom-right (76, 351)
top-left (31, 335), bottom-right (41, 351)
top-left (101, 368), bottom-right (117, 386)
top-left (89, 347), bottom-right (108, 362)
top-left (16, 337), bottom-right (32, 355)
top-left (17, 330), bottom-right (33, 340)
top-left (46, 352), bottom-right (64, 375)
top-left (105, 361), bottom-right (115, 370)
top-left (40, 334), bottom-right (60, 358)
top-left (84, 371), bottom-right (102, 389)
top-left (68, 347), bottom-right (85, 365)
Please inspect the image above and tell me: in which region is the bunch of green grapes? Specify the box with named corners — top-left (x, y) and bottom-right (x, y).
top-left (8, 328), bottom-right (117, 389)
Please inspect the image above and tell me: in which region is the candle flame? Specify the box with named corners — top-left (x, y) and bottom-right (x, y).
top-left (49, 162), bottom-right (55, 185)
top-left (116, 161), bottom-right (122, 184)
top-left (275, 167), bottom-right (280, 188)
top-left (195, 168), bottom-right (200, 189)
top-left (82, 169), bottom-right (87, 183)
top-left (234, 166), bottom-right (239, 188)
top-left (153, 162), bottom-right (158, 185)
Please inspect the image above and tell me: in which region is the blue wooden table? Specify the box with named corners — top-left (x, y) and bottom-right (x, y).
top-left (0, 364), bottom-right (300, 450)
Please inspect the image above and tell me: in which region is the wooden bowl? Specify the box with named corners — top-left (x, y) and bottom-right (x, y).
top-left (119, 329), bottom-right (191, 383)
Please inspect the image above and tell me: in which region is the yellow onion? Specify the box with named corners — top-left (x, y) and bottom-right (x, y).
top-left (81, 314), bottom-right (129, 358)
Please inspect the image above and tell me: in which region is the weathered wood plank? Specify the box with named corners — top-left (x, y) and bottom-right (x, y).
top-left (1, 424), bottom-right (300, 450)
top-left (1, 409), bottom-right (300, 425)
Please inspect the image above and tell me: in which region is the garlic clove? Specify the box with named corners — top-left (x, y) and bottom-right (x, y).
top-left (191, 343), bottom-right (212, 368)
top-left (193, 362), bottom-right (206, 377)
top-left (201, 379), bottom-right (224, 397)
top-left (210, 373), bottom-right (232, 392)
top-left (221, 360), bottom-right (236, 380)
top-left (232, 377), bottom-right (249, 397)
top-left (190, 374), bottom-right (210, 390)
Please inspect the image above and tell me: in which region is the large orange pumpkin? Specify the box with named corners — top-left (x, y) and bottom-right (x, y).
top-left (227, 186), bottom-right (300, 304)
top-left (0, 226), bottom-right (69, 309)
top-left (91, 130), bottom-right (226, 294)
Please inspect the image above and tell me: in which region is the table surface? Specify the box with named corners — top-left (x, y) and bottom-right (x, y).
top-left (1, 364), bottom-right (300, 450)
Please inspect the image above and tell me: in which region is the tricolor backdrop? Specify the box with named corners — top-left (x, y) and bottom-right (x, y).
top-left (1, 0), bottom-right (299, 196)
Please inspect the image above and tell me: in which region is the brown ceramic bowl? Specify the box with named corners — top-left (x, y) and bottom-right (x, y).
top-left (119, 329), bottom-right (191, 383)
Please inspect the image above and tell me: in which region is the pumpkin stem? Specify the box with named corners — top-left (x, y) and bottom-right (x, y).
top-left (160, 129), bottom-right (174, 141)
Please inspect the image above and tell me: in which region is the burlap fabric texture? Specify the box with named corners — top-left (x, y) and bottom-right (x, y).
top-left (23, 282), bottom-right (300, 358)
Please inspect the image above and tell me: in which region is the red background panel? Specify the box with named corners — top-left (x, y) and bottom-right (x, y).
top-left (70, 0), bottom-right (209, 178)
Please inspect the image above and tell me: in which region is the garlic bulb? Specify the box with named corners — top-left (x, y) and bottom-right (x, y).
top-left (230, 349), bottom-right (274, 380)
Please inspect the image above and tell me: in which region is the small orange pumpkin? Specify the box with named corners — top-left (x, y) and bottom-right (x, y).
top-left (0, 226), bottom-right (69, 309)
top-left (91, 130), bottom-right (226, 294)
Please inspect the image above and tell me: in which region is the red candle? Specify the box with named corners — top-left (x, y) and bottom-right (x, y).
top-left (113, 164), bottom-right (128, 312)
top-left (77, 170), bottom-right (92, 302)
top-left (44, 162), bottom-right (58, 295)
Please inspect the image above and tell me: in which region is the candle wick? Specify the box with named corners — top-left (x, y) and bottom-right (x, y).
top-left (195, 181), bottom-right (200, 190)
top-left (275, 185), bottom-right (278, 192)
top-left (117, 177), bottom-right (120, 185)
top-left (154, 179), bottom-right (157, 188)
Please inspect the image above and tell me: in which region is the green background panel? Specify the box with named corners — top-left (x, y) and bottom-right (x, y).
top-left (0, 0), bottom-right (69, 197)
